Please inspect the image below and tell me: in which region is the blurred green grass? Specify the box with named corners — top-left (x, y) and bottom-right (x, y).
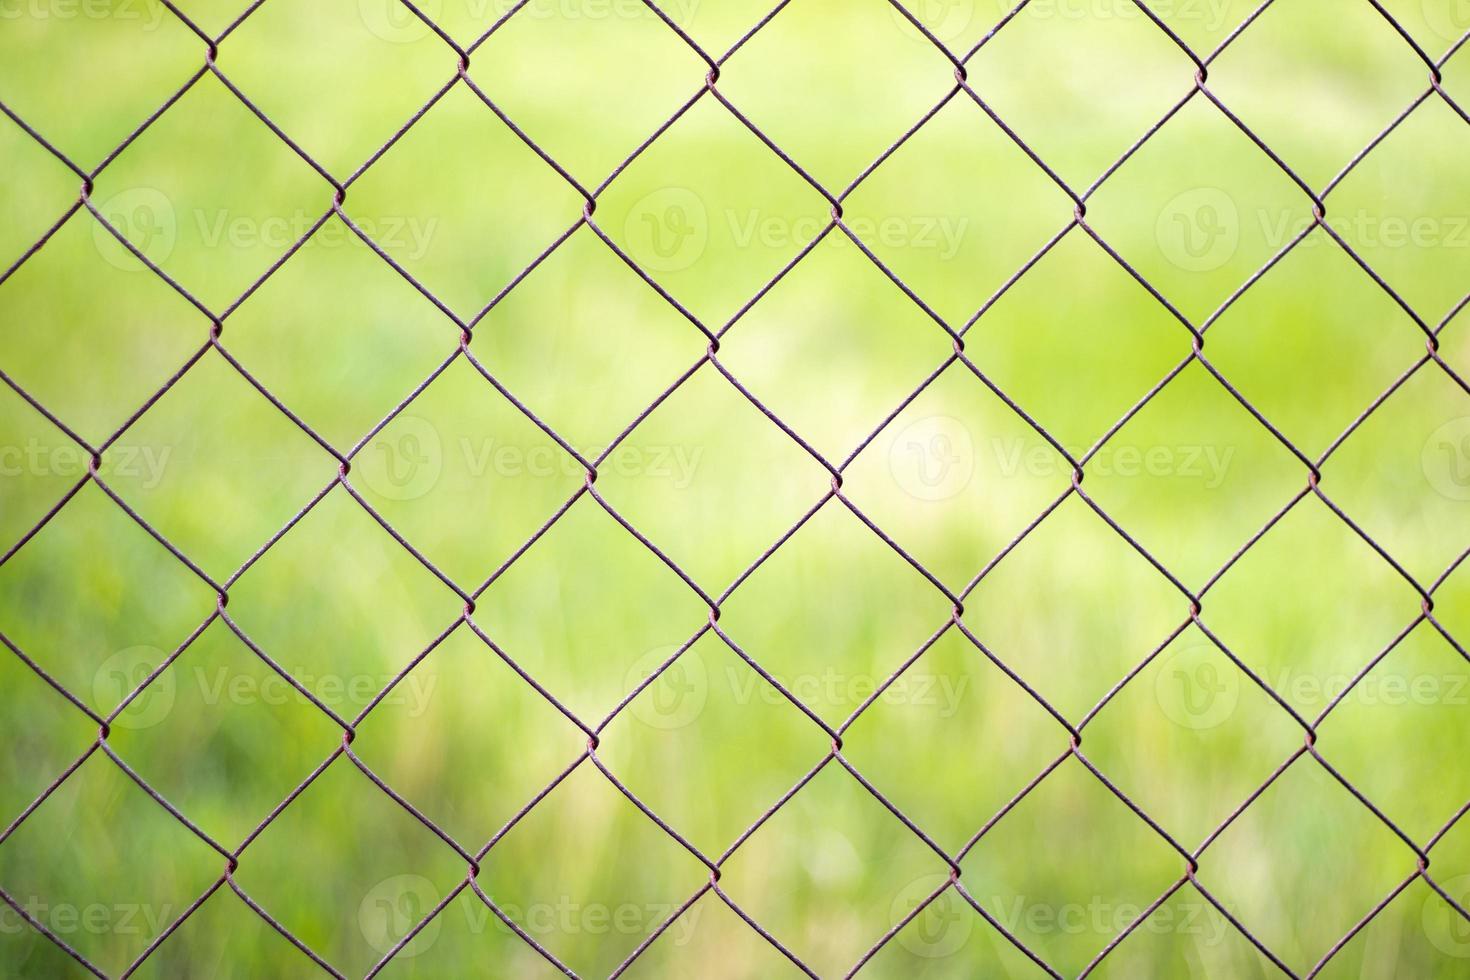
top-left (2, 0), bottom-right (1470, 976)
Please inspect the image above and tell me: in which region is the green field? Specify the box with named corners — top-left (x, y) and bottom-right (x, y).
top-left (2, 0), bottom-right (1470, 976)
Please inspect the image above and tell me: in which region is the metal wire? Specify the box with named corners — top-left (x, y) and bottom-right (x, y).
top-left (2, 0), bottom-right (1470, 977)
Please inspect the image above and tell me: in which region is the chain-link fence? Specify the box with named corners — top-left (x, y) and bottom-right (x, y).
top-left (2, 0), bottom-right (1470, 976)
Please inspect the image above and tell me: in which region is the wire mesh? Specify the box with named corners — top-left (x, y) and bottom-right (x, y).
top-left (2, 0), bottom-right (1469, 976)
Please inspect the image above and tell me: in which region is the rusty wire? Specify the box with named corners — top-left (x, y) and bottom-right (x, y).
top-left (2, 0), bottom-right (1470, 976)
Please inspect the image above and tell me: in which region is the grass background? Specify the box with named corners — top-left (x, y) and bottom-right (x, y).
top-left (2, 0), bottom-right (1470, 976)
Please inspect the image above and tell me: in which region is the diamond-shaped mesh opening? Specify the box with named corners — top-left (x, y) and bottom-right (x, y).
top-left (0, 752), bottom-right (222, 974)
top-left (715, 0), bottom-right (957, 188)
top-left (965, 0), bottom-right (1196, 187)
top-left (102, 618), bottom-right (345, 845)
top-left (474, 763), bottom-right (710, 977)
top-left (1194, 759), bottom-right (1419, 973)
top-left (215, 0), bottom-right (453, 176)
top-left (957, 756), bottom-right (1186, 976)
top-left (88, 73), bottom-right (329, 311)
top-left (4, 0), bottom-right (1470, 974)
top-left (229, 759), bottom-right (469, 977)
top-left (1206, 0), bottom-right (1432, 191)
top-left (468, 0), bottom-right (707, 183)
top-left (0, 2), bottom-right (201, 164)
top-left (716, 763), bottom-right (952, 976)
top-left (0, 211), bottom-right (205, 442)
top-left (596, 632), bottom-right (830, 855)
